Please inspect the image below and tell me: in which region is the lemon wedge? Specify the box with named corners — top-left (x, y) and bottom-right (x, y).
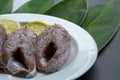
top-left (0, 19), bottom-right (20, 34)
top-left (26, 21), bottom-right (49, 35)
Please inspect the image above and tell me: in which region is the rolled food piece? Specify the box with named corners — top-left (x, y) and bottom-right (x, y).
top-left (36, 24), bottom-right (71, 73)
top-left (0, 25), bottom-right (7, 68)
top-left (2, 27), bottom-right (37, 78)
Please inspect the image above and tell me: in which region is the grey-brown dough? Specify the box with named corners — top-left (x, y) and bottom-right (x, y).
top-left (36, 24), bottom-right (71, 73)
top-left (0, 25), bottom-right (7, 68)
top-left (2, 27), bottom-right (37, 78)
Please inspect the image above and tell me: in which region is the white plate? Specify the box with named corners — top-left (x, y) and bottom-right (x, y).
top-left (0, 13), bottom-right (98, 80)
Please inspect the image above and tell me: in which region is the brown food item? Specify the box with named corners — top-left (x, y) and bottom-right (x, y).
top-left (2, 27), bottom-right (37, 78)
top-left (36, 24), bottom-right (71, 73)
top-left (0, 25), bottom-right (7, 68)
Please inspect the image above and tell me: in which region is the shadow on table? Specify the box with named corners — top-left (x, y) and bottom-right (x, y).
top-left (76, 64), bottom-right (99, 80)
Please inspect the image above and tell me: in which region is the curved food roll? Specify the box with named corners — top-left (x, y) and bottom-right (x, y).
top-left (36, 24), bottom-right (71, 73)
top-left (2, 27), bottom-right (37, 78)
top-left (0, 25), bottom-right (7, 68)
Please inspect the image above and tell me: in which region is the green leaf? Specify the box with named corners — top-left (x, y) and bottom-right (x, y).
top-left (14, 0), bottom-right (54, 14)
top-left (81, 4), bottom-right (104, 28)
top-left (82, 1), bottom-right (120, 51)
top-left (0, 0), bottom-right (13, 14)
top-left (45, 0), bottom-right (87, 25)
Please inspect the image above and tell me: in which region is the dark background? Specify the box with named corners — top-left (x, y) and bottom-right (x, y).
top-left (77, 0), bottom-right (120, 80)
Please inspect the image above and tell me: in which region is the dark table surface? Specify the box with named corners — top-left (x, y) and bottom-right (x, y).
top-left (77, 0), bottom-right (120, 80)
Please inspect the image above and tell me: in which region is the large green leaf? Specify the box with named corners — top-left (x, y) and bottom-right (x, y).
top-left (0, 0), bottom-right (13, 14)
top-left (45, 0), bottom-right (87, 25)
top-left (82, 1), bottom-right (120, 51)
top-left (14, 0), bottom-right (54, 14)
top-left (82, 4), bottom-right (104, 28)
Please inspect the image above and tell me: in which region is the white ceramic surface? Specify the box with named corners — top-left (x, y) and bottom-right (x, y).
top-left (0, 14), bottom-right (98, 80)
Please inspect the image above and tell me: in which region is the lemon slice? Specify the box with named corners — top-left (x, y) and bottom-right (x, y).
top-left (0, 19), bottom-right (20, 34)
top-left (26, 21), bottom-right (49, 35)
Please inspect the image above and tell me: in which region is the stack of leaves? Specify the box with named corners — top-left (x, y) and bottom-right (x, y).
top-left (0, 0), bottom-right (120, 52)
